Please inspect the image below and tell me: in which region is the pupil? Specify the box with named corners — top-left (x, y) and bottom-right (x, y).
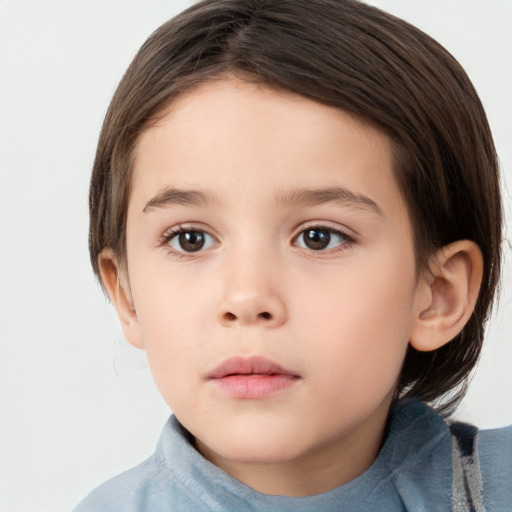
top-left (304, 229), bottom-right (330, 250)
top-left (179, 231), bottom-right (205, 252)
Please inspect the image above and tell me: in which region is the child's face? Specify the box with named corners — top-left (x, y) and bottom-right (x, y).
top-left (122, 77), bottom-right (427, 487)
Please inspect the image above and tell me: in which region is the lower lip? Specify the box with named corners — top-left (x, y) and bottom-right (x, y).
top-left (210, 374), bottom-right (298, 399)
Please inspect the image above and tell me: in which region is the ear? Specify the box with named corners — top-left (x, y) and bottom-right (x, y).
top-left (409, 240), bottom-right (483, 352)
top-left (98, 250), bottom-right (144, 349)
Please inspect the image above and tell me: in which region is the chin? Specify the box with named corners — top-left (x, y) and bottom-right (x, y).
top-left (196, 422), bottom-right (312, 465)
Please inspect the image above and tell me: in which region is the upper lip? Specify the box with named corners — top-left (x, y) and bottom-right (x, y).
top-left (208, 355), bottom-right (298, 379)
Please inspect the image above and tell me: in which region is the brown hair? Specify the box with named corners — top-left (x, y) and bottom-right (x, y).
top-left (89, 0), bottom-right (502, 415)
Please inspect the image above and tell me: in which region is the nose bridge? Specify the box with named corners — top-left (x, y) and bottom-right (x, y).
top-left (217, 241), bottom-right (287, 327)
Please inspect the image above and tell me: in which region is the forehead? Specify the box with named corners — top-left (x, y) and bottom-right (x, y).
top-left (130, 76), bottom-right (407, 222)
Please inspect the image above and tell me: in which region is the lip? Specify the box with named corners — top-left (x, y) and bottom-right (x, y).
top-left (208, 355), bottom-right (300, 399)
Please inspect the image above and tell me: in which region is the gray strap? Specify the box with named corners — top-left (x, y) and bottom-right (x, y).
top-left (450, 422), bottom-right (486, 512)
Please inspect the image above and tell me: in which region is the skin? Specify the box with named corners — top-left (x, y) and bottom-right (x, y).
top-left (100, 76), bottom-right (483, 496)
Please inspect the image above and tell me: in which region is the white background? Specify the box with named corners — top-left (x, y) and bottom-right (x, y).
top-left (0, 1), bottom-right (511, 511)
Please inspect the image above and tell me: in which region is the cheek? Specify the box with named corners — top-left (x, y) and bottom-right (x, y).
top-left (301, 254), bottom-right (415, 330)
top-left (129, 270), bottom-right (214, 400)
top-left (295, 252), bottom-right (416, 393)
top-left (132, 259), bottom-right (214, 332)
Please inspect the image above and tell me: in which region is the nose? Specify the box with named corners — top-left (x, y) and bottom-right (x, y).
top-left (217, 261), bottom-right (287, 328)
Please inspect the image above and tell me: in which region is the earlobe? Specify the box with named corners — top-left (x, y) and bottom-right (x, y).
top-left (98, 250), bottom-right (144, 349)
top-left (409, 240), bottom-right (483, 352)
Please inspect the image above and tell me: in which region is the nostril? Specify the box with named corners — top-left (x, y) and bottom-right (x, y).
top-left (221, 310), bottom-right (275, 324)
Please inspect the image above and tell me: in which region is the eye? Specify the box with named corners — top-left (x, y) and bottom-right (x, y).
top-left (167, 229), bottom-right (217, 253)
top-left (295, 227), bottom-right (350, 251)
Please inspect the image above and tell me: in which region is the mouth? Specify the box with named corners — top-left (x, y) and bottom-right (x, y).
top-left (208, 355), bottom-right (300, 399)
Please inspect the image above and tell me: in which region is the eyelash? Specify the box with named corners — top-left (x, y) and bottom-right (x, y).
top-left (293, 224), bottom-right (355, 255)
top-left (160, 224), bottom-right (218, 258)
top-left (160, 223), bottom-right (355, 258)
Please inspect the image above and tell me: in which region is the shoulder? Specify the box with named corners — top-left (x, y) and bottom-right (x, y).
top-left (450, 420), bottom-right (512, 511)
top-left (73, 452), bottom-right (208, 512)
top-left (478, 423), bottom-right (512, 462)
top-left (73, 416), bottom-right (212, 512)
top-left (73, 453), bottom-right (168, 512)
top-left (383, 401), bottom-right (511, 511)
top-left (477, 424), bottom-right (512, 511)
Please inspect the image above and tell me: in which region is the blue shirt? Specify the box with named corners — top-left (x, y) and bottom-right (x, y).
top-left (74, 401), bottom-right (512, 511)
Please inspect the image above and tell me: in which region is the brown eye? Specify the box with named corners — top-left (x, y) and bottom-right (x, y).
top-left (303, 228), bottom-right (330, 250)
top-left (169, 230), bottom-right (215, 253)
top-left (296, 227), bottom-right (349, 251)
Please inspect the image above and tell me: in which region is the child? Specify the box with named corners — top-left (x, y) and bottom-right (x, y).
top-left (75, 0), bottom-right (511, 510)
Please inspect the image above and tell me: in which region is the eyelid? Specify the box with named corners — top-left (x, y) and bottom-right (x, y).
top-left (158, 221), bottom-right (356, 257)
top-left (160, 223), bottom-right (220, 255)
top-left (292, 221), bottom-right (356, 240)
top-left (291, 221), bottom-right (356, 253)
top-left (161, 223), bottom-right (217, 241)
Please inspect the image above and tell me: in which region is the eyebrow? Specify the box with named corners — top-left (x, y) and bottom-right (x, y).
top-left (276, 187), bottom-right (384, 216)
top-left (143, 187), bottom-right (216, 212)
top-left (143, 185), bottom-right (383, 216)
